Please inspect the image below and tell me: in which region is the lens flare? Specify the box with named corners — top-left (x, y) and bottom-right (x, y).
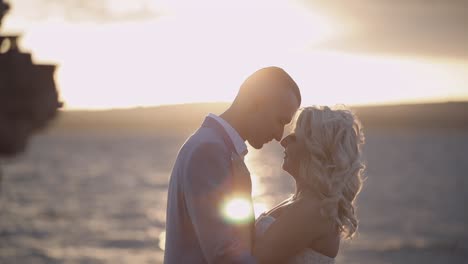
top-left (222, 198), bottom-right (253, 222)
top-left (158, 231), bottom-right (166, 251)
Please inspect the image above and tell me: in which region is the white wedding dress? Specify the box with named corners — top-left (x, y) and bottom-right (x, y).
top-left (255, 214), bottom-right (335, 264)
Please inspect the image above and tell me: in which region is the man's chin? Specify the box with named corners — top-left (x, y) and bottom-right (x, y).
top-left (249, 141), bottom-right (264, 150)
top-left (251, 144), bottom-right (263, 150)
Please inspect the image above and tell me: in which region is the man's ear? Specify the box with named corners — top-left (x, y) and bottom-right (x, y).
top-left (251, 94), bottom-right (265, 113)
top-left (243, 97), bottom-right (258, 113)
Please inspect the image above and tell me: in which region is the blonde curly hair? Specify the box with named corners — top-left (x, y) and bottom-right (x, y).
top-left (292, 105), bottom-right (365, 239)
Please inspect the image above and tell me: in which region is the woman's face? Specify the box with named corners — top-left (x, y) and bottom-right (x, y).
top-left (280, 132), bottom-right (305, 177)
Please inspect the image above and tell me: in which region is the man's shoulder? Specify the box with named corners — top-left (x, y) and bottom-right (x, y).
top-left (178, 128), bottom-right (232, 188)
top-left (182, 126), bottom-right (226, 154)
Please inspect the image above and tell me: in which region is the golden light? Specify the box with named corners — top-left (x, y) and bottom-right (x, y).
top-left (2, 0), bottom-right (340, 109)
top-left (250, 173), bottom-right (265, 198)
top-left (243, 147), bottom-right (271, 218)
top-left (158, 231), bottom-right (166, 251)
top-left (4, 0), bottom-right (467, 109)
top-left (244, 149), bottom-right (266, 198)
top-left (222, 198), bottom-right (253, 223)
top-left (253, 202), bottom-right (268, 218)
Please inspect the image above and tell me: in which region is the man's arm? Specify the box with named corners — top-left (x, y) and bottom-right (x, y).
top-left (184, 142), bottom-right (255, 263)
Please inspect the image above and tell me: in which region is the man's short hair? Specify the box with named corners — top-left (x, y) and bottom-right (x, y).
top-left (238, 66), bottom-right (301, 105)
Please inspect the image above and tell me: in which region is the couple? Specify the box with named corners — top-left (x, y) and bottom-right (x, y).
top-left (164, 67), bottom-right (365, 263)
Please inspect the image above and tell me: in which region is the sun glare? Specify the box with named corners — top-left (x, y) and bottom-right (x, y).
top-left (4, 0), bottom-right (467, 109)
top-left (158, 231), bottom-right (166, 251)
top-left (4, 0), bottom-right (342, 109)
top-left (223, 198), bottom-right (253, 222)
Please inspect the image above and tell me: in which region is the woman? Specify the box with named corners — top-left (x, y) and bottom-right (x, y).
top-left (234, 105), bottom-right (366, 263)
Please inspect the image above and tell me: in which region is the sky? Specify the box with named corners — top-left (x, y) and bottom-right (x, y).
top-left (2, 0), bottom-right (468, 109)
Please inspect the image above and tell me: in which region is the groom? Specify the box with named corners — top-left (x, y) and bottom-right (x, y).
top-left (164, 67), bottom-right (301, 263)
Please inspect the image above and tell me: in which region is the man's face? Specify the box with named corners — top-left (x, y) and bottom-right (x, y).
top-left (247, 89), bottom-right (300, 149)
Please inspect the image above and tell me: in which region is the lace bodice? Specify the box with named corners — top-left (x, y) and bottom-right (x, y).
top-left (255, 215), bottom-right (335, 264)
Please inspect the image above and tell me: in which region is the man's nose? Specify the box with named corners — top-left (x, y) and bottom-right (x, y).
top-left (274, 127), bottom-right (283, 142)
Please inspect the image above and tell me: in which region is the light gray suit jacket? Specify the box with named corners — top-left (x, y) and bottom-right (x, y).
top-left (164, 116), bottom-right (256, 264)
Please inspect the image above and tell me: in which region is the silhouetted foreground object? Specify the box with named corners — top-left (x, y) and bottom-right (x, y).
top-left (0, 0), bottom-right (7, 28)
top-left (0, 0), bottom-right (62, 157)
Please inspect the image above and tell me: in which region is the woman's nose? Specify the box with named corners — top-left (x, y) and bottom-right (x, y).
top-left (280, 137), bottom-right (287, 147)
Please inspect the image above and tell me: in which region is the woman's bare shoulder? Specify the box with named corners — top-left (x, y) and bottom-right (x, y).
top-left (286, 196), bottom-right (323, 218)
top-left (310, 226), bottom-right (340, 258)
top-left (281, 197), bottom-right (334, 237)
top-left (287, 197), bottom-right (340, 257)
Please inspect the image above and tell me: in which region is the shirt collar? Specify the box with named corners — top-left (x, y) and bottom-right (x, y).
top-left (208, 113), bottom-right (248, 157)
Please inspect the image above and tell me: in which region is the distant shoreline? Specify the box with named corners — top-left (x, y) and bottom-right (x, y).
top-left (45, 101), bottom-right (468, 134)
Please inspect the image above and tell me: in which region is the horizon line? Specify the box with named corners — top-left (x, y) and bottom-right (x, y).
top-left (59, 98), bottom-right (468, 112)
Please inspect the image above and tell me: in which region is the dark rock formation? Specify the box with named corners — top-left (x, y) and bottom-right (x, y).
top-left (0, 0), bottom-right (62, 157)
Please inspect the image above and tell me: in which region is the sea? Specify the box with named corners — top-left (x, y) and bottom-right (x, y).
top-left (1, 127), bottom-right (467, 263)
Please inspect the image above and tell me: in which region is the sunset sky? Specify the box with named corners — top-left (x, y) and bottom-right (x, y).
top-left (3, 0), bottom-right (468, 109)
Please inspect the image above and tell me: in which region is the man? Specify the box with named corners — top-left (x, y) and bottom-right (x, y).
top-left (164, 66), bottom-right (301, 263)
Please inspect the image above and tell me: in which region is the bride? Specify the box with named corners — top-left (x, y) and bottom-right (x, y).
top-left (233, 105), bottom-right (366, 264)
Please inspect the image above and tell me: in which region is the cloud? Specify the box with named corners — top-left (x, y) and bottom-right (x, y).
top-left (7, 0), bottom-right (468, 61)
top-left (303, 0), bottom-right (468, 60)
top-left (8, 0), bottom-right (161, 22)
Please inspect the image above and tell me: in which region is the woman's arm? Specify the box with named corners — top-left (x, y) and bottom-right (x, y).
top-left (253, 199), bottom-right (335, 264)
